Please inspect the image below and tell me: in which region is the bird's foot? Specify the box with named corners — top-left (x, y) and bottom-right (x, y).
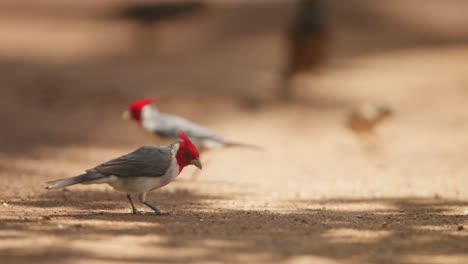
top-left (132, 209), bottom-right (145, 215)
top-left (142, 201), bottom-right (169, 216)
top-left (150, 210), bottom-right (170, 216)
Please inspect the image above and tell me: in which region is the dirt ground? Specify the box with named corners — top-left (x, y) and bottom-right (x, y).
top-left (1, 2), bottom-right (468, 264)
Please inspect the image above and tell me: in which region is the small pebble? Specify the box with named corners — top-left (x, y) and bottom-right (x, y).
top-left (42, 216), bottom-right (52, 221)
top-left (2, 202), bottom-right (9, 207)
top-left (463, 210), bottom-right (468, 215)
top-left (167, 188), bottom-right (176, 194)
top-left (457, 225), bottom-right (464, 231)
top-left (57, 224), bottom-right (64, 229)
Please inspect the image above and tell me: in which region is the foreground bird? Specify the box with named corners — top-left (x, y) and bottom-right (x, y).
top-left (46, 131), bottom-right (201, 215)
top-left (123, 98), bottom-right (259, 150)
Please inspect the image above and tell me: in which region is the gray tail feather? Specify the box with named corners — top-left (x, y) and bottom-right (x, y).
top-left (46, 172), bottom-right (107, 189)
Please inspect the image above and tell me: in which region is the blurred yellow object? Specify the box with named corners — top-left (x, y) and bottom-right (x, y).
top-left (348, 104), bottom-right (393, 133)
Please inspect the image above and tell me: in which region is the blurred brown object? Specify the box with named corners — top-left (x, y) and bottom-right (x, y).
top-left (348, 104), bottom-right (393, 133)
top-left (281, 0), bottom-right (328, 100)
top-left (109, 1), bottom-right (205, 55)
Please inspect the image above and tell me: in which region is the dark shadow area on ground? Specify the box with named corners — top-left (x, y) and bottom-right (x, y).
top-left (1, 190), bottom-right (467, 264)
top-left (7, 188), bottom-right (228, 212)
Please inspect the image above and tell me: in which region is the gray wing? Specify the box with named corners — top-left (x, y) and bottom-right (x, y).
top-left (154, 113), bottom-right (226, 144)
top-left (88, 146), bottom-right (173, 177)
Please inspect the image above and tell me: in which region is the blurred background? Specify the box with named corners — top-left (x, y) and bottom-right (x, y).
top-left (1, 1), bottom-right (468, 263)
top-left (1, 0), bottom-right (468, 152)
top-left (0, 0), bottom-right (468, 153)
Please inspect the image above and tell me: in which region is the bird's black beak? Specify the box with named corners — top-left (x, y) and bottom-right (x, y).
top-left (191, 158), bottom-right (202, 170)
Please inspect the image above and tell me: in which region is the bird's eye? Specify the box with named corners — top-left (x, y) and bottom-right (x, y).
top-left (185, 152), bottom-right (192, 160)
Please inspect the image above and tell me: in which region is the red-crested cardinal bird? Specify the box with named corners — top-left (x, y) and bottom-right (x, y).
top-left (46, 131), bottom-right (201, 215)
top-left (122, 98), bottom-right (260, 150)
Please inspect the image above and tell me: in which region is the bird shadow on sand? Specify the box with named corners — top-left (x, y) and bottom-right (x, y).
top-left (1, 188), bottom-right (468, 264)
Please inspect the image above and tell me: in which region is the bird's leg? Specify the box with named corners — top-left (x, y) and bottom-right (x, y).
top-left (127, 193), bottom-right (144, 214)
top-left (138, 192), bottom-right (169, 216)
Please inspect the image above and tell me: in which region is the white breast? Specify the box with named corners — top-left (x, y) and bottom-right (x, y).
top-left (141, 105), bottom-right (159, 132)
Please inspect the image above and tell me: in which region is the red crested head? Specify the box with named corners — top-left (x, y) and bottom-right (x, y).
top-left (128, 98), bottom-right (155, 123)
top-left (176, 131), bottom-right (202, 172)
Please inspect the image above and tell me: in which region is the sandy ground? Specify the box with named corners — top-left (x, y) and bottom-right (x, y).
top-left (1, 47), bottom-right (468, 263)
top-left (1, 2), bottom-right (468, 264)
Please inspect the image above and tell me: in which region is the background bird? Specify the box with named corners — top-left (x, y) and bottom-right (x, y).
top-left (46, 131), bottom-right (201, 215)
top-left (122, 98), bottom-right (260, 150)
top-left (105, 1), bottom-right (205, 56)
top-left (348, 103), bottom-right (393, 133)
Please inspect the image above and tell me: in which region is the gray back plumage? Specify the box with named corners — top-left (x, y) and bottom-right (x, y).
top-left (154, 112), bottom-right (226, 144)
top-left (88, 145), bottom-right (174, 177)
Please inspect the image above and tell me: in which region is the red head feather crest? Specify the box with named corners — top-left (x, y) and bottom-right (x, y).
top-left (176, 131), bottom-right (200, 172)
top-left (128, 98), bottom-right (155, 122)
